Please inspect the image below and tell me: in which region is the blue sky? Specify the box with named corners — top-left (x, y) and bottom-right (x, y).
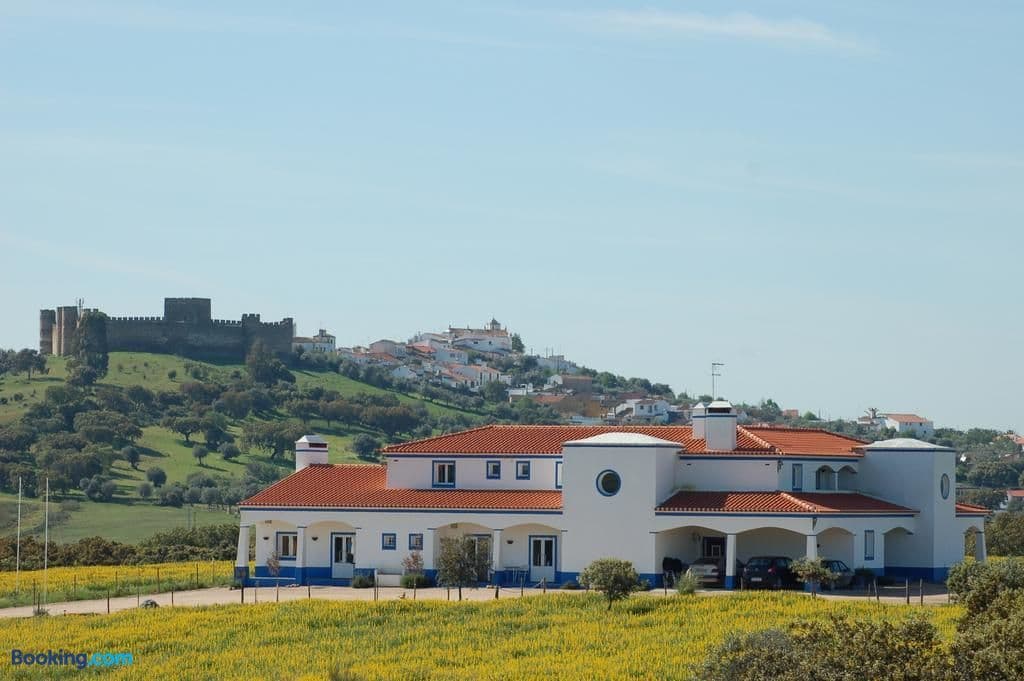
top-left (1, 1), bottom-right (1021, 431)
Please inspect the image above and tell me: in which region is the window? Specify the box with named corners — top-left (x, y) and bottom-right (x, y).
top-left (277, 532), bottom-right (297, 560)
top-left (864, 530), bottom-right (875, 561)
top-left (555, 461), bottom-right (563, 489)
top-left (516, 460), bottom-right (531, 480)
top-left (792, 464), bottom-right (803, 491)
top-left (940, 473), bottom-right (950, 500)
top-left (382, 533), bottom-right (397, 551)
top-left (596, 469), bottom-right (621, 496)
top-left (408, 533), bottom-right (423, 551)
top-left (433, 460), bottom-right (456, 487)
top-left (486, 460), bottom-right (501, 480)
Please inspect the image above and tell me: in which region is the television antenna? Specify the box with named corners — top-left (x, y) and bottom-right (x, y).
top-left (711, 362), bottom-right (724, 399)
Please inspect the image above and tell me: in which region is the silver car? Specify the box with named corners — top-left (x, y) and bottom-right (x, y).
top-left (687, 557), bottom-right (723, 585)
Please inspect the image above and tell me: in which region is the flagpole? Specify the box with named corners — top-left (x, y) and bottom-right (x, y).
top-left (15, 477), bottom-right (22, 594)
top-left (43, 477), bottom-right (49, 611)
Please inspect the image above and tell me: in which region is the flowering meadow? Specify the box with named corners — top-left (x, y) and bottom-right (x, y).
top-left (0, 592), bottom-right (961, 680)
top-left (0, 561), bottom-right (236, 608)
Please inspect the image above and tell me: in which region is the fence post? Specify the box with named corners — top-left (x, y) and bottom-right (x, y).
top-left (115, 570), bottom-right (119, 594)
top-left (495, 584), bottom-right (499, 599)
top-left (240, 585), bottom-right (244, 604)
top-left (905, 578), bottom-right (910, 605)
top-left (73, 574), bottom-right (77, 598)
top-left (106, 588), bottom-right (110, 615)
top-left (136, 582), bottom-right (140, 608)
top-left (542, 578), bottom-right (547, 594)
top-left (919, 579), bottom-right (924, 606)
top-left (413, 580), bottom-right (417, 601)
top-left (276, 581), bottom-right (280, 603)
top-left (156, 568), bottom-right (161, 595)
top-left (307, 584), bottom-right (311, 599)
top-left (874, 578), bottom-right (879, 602)
top-left (195, 563), bottom-right (199, 589)
top-left (171, 589), bottom-right (174, 606)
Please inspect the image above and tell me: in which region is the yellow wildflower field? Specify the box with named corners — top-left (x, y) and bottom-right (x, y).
top-left (0, 592), bottom-right (961, 680)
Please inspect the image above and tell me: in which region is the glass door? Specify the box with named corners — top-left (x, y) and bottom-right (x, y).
top-left (529, 536), bottom-right (556, 583)
top-left (332, 533), bottom-right (355, 579)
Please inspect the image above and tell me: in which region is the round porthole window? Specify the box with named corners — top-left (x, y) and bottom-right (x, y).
top-left (596, 469), bottom-right (621, 496)
top-left (940, 473), bottom-right (950, 500)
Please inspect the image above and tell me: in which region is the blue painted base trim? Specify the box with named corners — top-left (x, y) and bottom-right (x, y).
top-left (234, 566), bottom-right (249, 582)
top-left (724, 576), bottom-right (736, 590)
top-left (885, 566), bottom-right (949, 582)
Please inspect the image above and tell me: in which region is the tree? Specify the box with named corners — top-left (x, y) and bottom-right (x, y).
top-left (241, 420), bottom-right (305, 460)
top-left (969, 460), bottom-right (1022, 489)
top-left (200, 486), bottom-right (222, 507)
top-left (285, 398), bottom-right (319, 425)
top-left (192, 445), bottom-right (209, 466)
top-left (185, 486), bottom-right (203, 505)
top-left (481, 380), bottom-right (508, 403)
top-left (219, 442), bottom-right (241, 461)
top-left (986, 512), bottom-right (1024, 556)
top-left (246, 340), bottom-right (294, 386)
top-left (67, 311), bottom-right (109, 381)
top-left (163, 416), bottom-right (201, 444)
top-left (352, 434), bottom-right (381, 461)
top-left (121, 445), bottom-right (141, 470)
top-left (790, 557), bottom-right (835, 596)
top-left (510, 333), bottom-right (525, 353)
top-left (146, 466), bottom-right (167, 488)
top-left (578, 558), bottom-right (639, 610)
top-left (435, 536), bottom-right (491, 601)
top-left (13, 348), bottom-right (46, 380)
top-left (137, 482), bottom-right (153, 499)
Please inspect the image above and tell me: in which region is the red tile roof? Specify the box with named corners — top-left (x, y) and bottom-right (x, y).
top-left (382, 425), bottom-right (865, 457)
top-left (656, 491), bottom-right (915, 515)
top-left (239, 465), bottom-right (562, 510)
top-left (884, 413), bottom-right (930, 424)
top-left (1007, 489), bottom-right (1024, 498)
top-left (955, 502), bottom-right (991, 515)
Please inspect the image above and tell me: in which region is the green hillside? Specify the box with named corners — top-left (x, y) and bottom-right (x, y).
top-left (0, 351), bottom-right (484, 543)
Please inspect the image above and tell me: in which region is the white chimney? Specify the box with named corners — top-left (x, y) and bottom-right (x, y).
top-left (691, 402), bottom-right (707, 439)
top-left (295, 434), bottom-right (329, 471)
top-left (704, 400), bottom-right (737, 451)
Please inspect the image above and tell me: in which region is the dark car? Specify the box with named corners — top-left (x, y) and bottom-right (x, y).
top-left (741, 556), bottom-right (796, 589)
top-left (822, 559), bottom-right (854, 589)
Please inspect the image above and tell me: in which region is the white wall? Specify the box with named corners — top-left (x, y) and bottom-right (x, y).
top-left (676, 459), bottom-right (779, 492)
top-left (385, 456), bottom-right (560, 490)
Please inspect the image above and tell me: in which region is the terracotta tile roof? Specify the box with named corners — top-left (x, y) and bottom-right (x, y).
top-left (655, 491), bottom-right (915, 514)
top-left (884, 413), bottom-right (930, 424)
top-left (1007, 489), bottom-right (1024, 498)
top-left (955, 502), bottom-right (991, 515)
top-left (382, 425), bottom-right (864, 457)
top-left (239, 464), bottom-right (562, 510)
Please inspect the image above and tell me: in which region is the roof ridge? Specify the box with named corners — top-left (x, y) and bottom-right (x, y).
top-left (781, 492), bottom-right (818, 513)
top-left (736, 426), bottom-right (776, 451)
top-left (746, 424), bottom-right (869, 445)
top-left (382, 424), bottom-right (498, 451)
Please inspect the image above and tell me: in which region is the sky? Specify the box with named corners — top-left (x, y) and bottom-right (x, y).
top-left (1, 1), bottom-right (1021, 431)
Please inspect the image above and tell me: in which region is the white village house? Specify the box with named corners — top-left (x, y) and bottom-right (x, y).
top-left (235, 402), bottom-right (988, 588)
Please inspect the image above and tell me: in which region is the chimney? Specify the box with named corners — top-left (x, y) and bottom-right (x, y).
top-left (704, 400), bottom-right (737, 451)
top-left (691, 402), bottom-right (707, 439)
top-left (295, 434), bottom-right (329, 471)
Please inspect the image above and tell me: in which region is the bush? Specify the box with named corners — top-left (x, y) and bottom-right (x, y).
top-left (947, 557), bottom-right (1024, 618)
top-left (351, 575), bottom-right (374, 589)
top-left (219, 443), bottom-right (241, 461)
top-left (987, 512), bottom-right (1024, 556)
top-left (560, 580), bottom-right (580, 590)
top-left (578, 558), bottom-right (640, 610)
top-left (791, 557), bottom-right (835, 594)
top-left (400, 574), bottom-right (432, 588)
top-left (676, 570), bottom-right (701, 595)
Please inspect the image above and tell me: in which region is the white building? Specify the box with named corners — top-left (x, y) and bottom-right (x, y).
top-left (236, 402), bottom-right (987, 588)
top-left (612, 398), bottom-right (671, 424)
top-left (881, 413), bottom-right (935, 439)
top-left (292, 329), bottom-right (336, 354)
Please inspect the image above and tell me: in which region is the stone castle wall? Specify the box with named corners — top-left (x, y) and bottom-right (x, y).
top-left (41, 298), bottom-right (294, 360)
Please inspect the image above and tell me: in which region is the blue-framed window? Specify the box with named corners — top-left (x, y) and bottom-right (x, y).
top-left (516, 460), bottom-right (531, 480)
top-left (792, 463), bottom-right (803, 491)
top-left (409, 533), bottom-right (424, 551)
top-left (276, 532), bottom-right (297, 560)
top-left (486, 460), bottom-right (501, 479)
top-left (864, 530), bottom-right (875, 561)
top-left (555, 461), bottom-right (563, 489)
top-left (432, 460), bottom-right (456, 487)
top-left (382, 533), bottom-right (397, 551)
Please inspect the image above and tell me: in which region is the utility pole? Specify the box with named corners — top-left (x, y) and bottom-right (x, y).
top-left (711, 362), bottom-right (724, 399)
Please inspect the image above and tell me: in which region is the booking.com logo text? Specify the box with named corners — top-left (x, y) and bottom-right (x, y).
top-left (11, 649), bottom-right (134, 669)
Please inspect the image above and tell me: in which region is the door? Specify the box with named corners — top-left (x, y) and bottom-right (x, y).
top-left (529, 536), bottom-right (556, 583)
top-left (469, 535), bottom-right (492, 582)
top-left (703, 537), bottom-right (725, 558)
top-left (332, 533), bottom-right (355, 579)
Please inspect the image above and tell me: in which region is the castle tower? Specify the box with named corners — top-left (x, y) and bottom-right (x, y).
top-left (39, 310), bottom-right (55, 355)
top-left (54, 305), bottom-right (80, 356)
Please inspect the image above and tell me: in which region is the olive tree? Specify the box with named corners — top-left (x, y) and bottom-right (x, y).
top-left (578, 558), bottom-right (639, 610)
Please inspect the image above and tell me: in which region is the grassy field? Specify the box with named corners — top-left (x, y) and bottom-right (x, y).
top-left (0, 592), bottom-right (962, 680)
top-left (0, 560), bottom-right (237, 608)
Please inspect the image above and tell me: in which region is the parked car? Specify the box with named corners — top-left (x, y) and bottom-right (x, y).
top-left (741, 556), bottom-right (797, 589)
top-left (687, 557), bottom-right (723, 585)
top-left (822, 559), bottom-right (854, 589)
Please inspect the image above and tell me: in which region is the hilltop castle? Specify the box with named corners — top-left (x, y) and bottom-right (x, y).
top-left (40, 298), bottom-right (294, 361)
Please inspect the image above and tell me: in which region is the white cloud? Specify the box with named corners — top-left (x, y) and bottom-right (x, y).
top-left (564, 9), bottom-right (872, 54)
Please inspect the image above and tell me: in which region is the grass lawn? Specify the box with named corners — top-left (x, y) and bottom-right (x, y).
top-left (0, 356), bottom-right (68, 425)
top-left (0, 491), bottom-right (233, 544)
top-left (0, 592), bottom-right (962, 680)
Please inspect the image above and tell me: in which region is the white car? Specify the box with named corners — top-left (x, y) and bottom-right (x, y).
top-left (687, 557), bottom-right (723, 584)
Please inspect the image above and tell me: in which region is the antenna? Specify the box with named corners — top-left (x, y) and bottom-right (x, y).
top-left (711, 362), bottom-right (724, 399)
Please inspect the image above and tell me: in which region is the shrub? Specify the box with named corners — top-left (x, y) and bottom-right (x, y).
top-left (351, 575), bottom-right (374, 589)
top-left (791, 557), bottom-right (835, 594)
top-left (560, 580), bottom-right (580, 590)
top-left (675, 570), bottom-right (701, 595)
top-left (138, 482), bottom-right (153, 499)
top-left (947, 557), bottom-right (1024, 618)
top-left (400, 574), bottom-right (432, 589)
top-left (578, 558), bottom-right (639, 610)
top-left (219, 443), bottom-right (241, 461)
